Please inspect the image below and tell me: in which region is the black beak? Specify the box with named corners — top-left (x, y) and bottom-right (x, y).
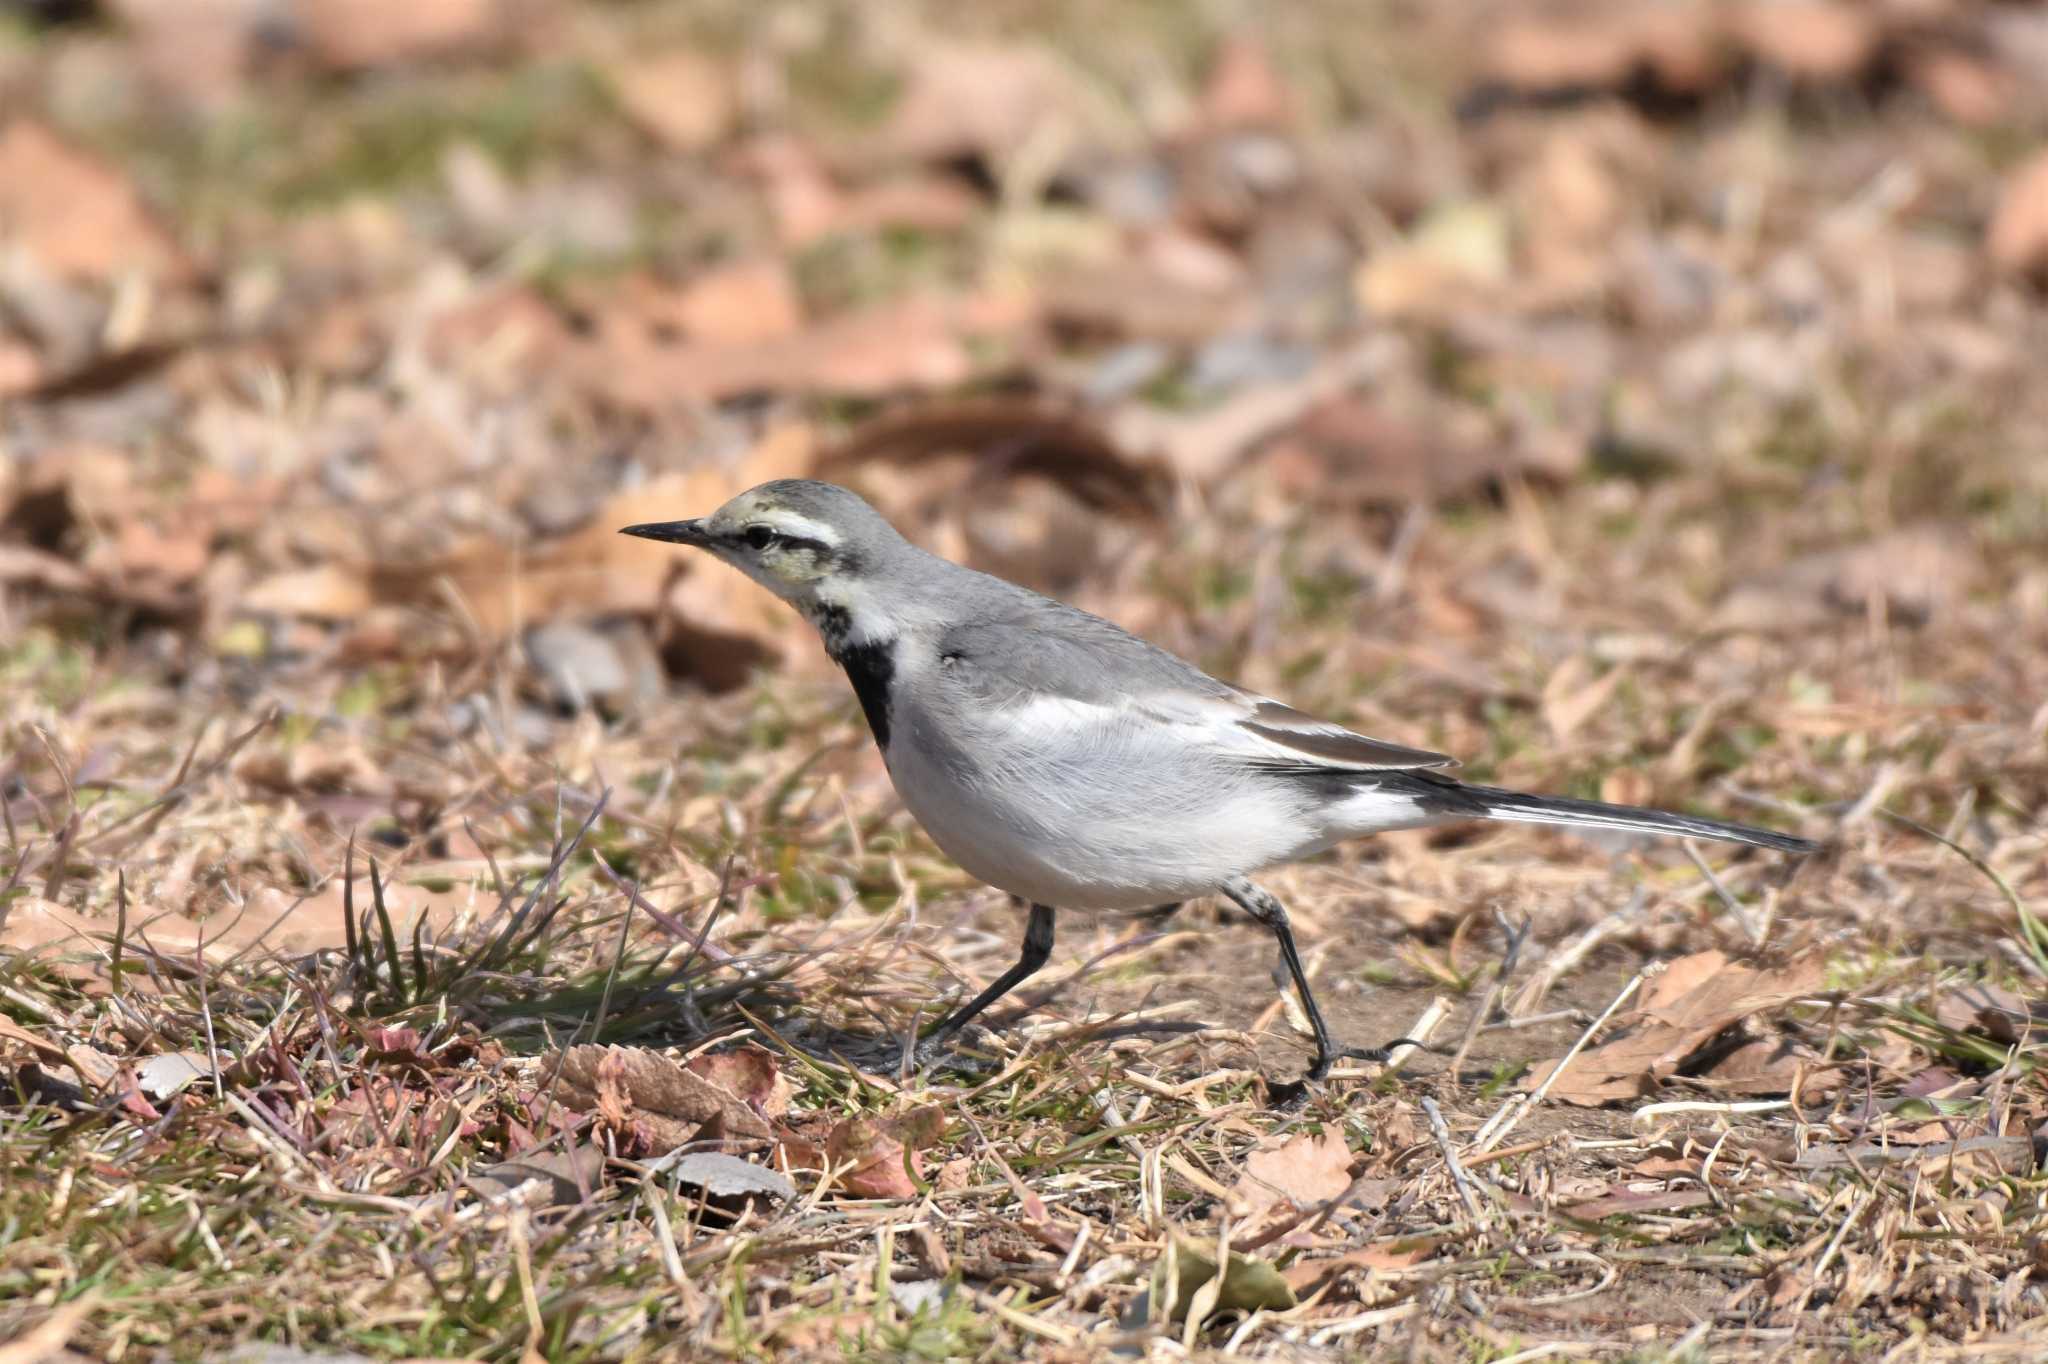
top-left (619, 519), bottom-right (710, 546)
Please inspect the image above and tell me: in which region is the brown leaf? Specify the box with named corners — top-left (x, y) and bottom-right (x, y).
top-left (0, 1016), bottom-right (71, 1070)
top-left (0, 121), bottom-right (196, 285)
top-left (467, 1143), bottom-right (607, 1209)
top-left (1704, 1037), bottom-right (1839, 1097)
top-left (877, 41), bottom-right (1094, 165)
top-left (609, 48), bottom-right (737, 153)
top-left (1526, 953), bottom-right (1824, 1105)
top-left (1713, 526), bottom-right (1981, 631)
top-left (1727, 1), bottom-right (1879, 82)
top-left (578, 293), bottom-right (990, 409)
top-left (1252, 396), bottom-right (1509, 508)
top-left (0, 547), bottom-right (89, 595)
top-left (551, 1044), bottom-right (773, 1152)
top-left (1479, 11), bottom-right (1644, 93)
top-left (686, 1044), bottom-right (793, 1121)
top-left (409, 421), bottom-right (810, 643)
top-left (667, 260), bottom-right (804, 346)
top-left (1907, 48), bottom-right (2012, 128)
top-left (822, 398), bottom-right (1171, 521)
top-left (1230, 1128), bottom-right (1354, 1218)
top-left (1113, 335), bottom-right (1403, 484)
top-left (825, 1107), bottom-right (944, 1200)
top-left (1932, 982), bottom-right (2040, 1046)
top-left (291, 0), bottom-right (507, 72)
top-left (1202, 34), bottom-right (1292, 129)
top-left (1564, 1187), bottom-right (1714, 1219)
top-left (1989, 148), bottom-right (2048, 279)
top-left (239, 564), bottom-right (373, 621)
top-left (1282, 1240), bottom-right (1434, 1292)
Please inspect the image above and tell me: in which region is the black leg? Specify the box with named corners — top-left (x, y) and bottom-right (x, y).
top-left (1220, 877), bottom-right (1346, 1082)
top-left (916, 902), bottom-right (1056, 1064)
top-left (1219, 875), bottom-right (1431, 1097)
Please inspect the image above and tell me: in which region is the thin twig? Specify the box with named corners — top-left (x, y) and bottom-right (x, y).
top-left (1422, 1096), bottom-right (1489, 1229)
top-left (1472, 967), bottom-right (1648, 1153)
top-left (1683, 840), bottom-right (1761, 944)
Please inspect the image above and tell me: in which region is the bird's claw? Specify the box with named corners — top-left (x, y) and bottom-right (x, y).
top-left (1268, 1036), bottom-right (1433, 1106)
top-left (901, 1024), bottom-right (1003, 1078)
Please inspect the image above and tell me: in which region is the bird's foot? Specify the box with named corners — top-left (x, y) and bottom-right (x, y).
top-left (900, 1024), bottom-right (1004, 1078)
top-left (1267, 1037), bottom-right (1438, 1108)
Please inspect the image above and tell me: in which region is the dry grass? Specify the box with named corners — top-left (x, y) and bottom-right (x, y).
top-left (5, 0), bottom-right (2048, 1359)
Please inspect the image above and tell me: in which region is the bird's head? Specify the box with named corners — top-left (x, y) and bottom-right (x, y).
top-left (620, 479), bottom-right (906, 613)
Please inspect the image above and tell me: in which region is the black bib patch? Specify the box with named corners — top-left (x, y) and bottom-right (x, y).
top-left (810, 603), bottom-right (895, 751)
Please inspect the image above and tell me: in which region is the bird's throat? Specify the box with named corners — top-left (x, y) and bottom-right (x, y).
top-left (809, 601), bottom-right (897, 752)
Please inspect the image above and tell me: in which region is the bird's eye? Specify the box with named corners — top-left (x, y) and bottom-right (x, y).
top-left (742, 525), bottom-right (777, 551)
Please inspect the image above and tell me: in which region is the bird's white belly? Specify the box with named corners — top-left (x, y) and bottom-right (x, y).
top-left (883, 702), bottom-right (1304, 911)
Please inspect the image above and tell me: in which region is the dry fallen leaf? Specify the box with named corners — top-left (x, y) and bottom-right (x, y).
top-left (1540, 655), bottom-right (1630, 745)
top-left (1988, 148), bottom-right (2048, 278)
top-left (1201, 33), bottom-right (1292, 129)
top-left (877, 40), bottom-right (1096, 166)
top-left (1153, 1235), bottom-right (1296, 1324)
top-left (609, 47), bottom-right (737, 154)
top-left (1727, 1), bottom-right (1879, 83)
top-left (239, 564), bottom-right (374, 621)
top-left (664, 1151), bottom-right (797, 1222)
top-left (1282, 1239), bottom-right (1434, 1293)
top-left (1704, 1037), bottom-right (1840, 1097)
top-left (468, 1143), bottom-right (607, 1209)
top-left (667, 259), bottom-right (804, 346)
top-left (1230, 1128), bottom-right (1354, 1218)
top-left (577, 292), bottom-right (994, 409)
top-left (290, 0), bottom-right (505, 72)
top-left (1525, 952), bottom-right (1824, 1105)
top-left (824, 1107), bottom-right (945, 1200)
top-left (823, 398), bottom-right (1171, 521)
top-left (552, 1044), bottom-right (775, 1152)
top-left (0, 120), bottom-right (197, 285)
top-left (686, 1044), bottom-right (794, 1122)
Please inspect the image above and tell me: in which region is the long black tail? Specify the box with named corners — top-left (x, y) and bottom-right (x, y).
top-left (1394, 772), bottom-right (1819, 854)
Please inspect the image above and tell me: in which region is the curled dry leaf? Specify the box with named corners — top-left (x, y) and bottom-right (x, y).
top-left (1705, 1037), bottom-right (1840, 1098)
top-left (1726, 1), bottom-right (1879, 83)
top-left (664, 1150), bottom-right (797, 1223)
top-left (1152, 1236), bottom-right (1296, 1324)
top-left (1524, 952), bottom-right (1824, 1106)
top-left (290, 0), bottom-right (508, 73)
top-left (876, 40), bottom-right (1099, 166)
top-left (822, 398), bottom-right (1172, 521)
top-left (609, 47), bottom-right (737, 154)
top-left (239, 564), bottom-right (374, 621)
top-left (823, 1106), bottom-right (945, 1200)
top-left (0, 120), bottom-right (197, 286)
top-left (1282, 1239), bottom-right (1435, 1293)
top-left (468, 1143), bottom-right (607, 1210)
top-left (1229, 1127), bottom-right (1354, 1219)
top-left (686, 1043), bottom-right (794, 1122)
top-left (550, 1043), bottom-right (774, 1152)
top-left (1988, 148), bottom-right (2048, 279)
top-left (667, 259), bottom-right (804, 346)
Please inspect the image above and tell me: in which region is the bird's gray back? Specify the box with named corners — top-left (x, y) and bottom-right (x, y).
top-left (908, 565), bottom-right (1231, 706)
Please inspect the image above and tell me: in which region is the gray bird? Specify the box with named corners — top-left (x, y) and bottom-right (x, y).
top-left (623, 479), bottom-right (1816, 1085)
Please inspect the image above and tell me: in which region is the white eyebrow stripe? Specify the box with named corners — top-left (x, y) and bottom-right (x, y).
top-left (766, 512), bottom-right (840, 544)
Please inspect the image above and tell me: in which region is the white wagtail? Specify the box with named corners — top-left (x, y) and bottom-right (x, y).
top-left (623, 479), bottom-right (1818, 1083)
